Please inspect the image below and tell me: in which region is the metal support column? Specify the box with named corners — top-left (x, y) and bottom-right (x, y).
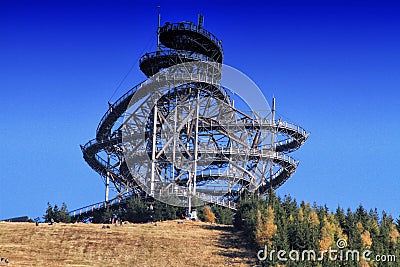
top-left (193, 90), bottom-right (200, 195)
top-left (269, 97), bottom-right (276, 194)
top-left (105, 152), bottom-right (110, 202)
top-left (150, 105), bottom-right (158, 196)
top-left (188, 90), bottom-right (200, 215)
top-left (187, 170), bottom-right (192, 216)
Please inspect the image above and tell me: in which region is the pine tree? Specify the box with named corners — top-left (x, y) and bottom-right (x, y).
top-left (289, 205), bottom-right (308, 251)
top-left (335, 206), bottom-right (346, 230)
top-left (53, 204), bottom-right (60, 222)
top-left (44, 202), bottom-right (54, 223)
top-left (233, 193), bottom-right (259, 234)
top-left (43, 202), bottom-right (71, 223)
top-left (213, 205), bottom-right (234, 225)
top-left (123, 197), bottom-right (149, 223)
top-left (365, 217), bottom-right (380, 237)
top-left (345, 208), bottom-right (358, 246)
top-left (282, 195), bottom-right (297, 216)
top-left (355, 204), bottom-right (369, 226)
top-left (274, 204), bottom-right (289, 253)
top-left (379, 212), bottom-right (392, 245)
top-left (152, 201), bottom-right (178, 221)
top-left (59, 203), bottom-right (71, 223)
top-left (308, 209), bottom-right (320, 248)
top-left (369, 208), bottom-right (379, 222)
top-left (92, 207), bottom-right (114, 223)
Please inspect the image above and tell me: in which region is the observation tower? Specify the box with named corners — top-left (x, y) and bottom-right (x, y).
top-left (80, 15), bottom-right (309, 215)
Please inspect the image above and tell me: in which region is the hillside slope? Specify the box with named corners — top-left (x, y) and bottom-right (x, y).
top-left (0, 220), bottom-right (256, 266)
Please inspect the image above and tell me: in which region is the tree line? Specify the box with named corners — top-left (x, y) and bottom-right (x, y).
top-left (234, 192), bottom-right (400, 267)
top-left (44, 202), bottom-right (71, 223)
top-left (44, 198), bottom-right (234, 225)
top-left (90, 197), bottom-right (234, 224)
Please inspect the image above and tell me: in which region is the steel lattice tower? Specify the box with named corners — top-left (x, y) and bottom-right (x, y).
top-left (80, 15), bottom-right (309, 213)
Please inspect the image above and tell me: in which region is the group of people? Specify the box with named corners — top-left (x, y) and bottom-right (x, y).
top-left (111, 217), bottom-right (123, 227)
top-left (99, 218), bottom-right (124, 229)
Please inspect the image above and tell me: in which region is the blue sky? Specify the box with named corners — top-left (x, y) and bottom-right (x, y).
top-left (1, 0), bottom-right (399, 220)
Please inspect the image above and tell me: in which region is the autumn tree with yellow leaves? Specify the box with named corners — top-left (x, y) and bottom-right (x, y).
top-left (255, 207), bottom-right (277, 247)
top-left (203, 206), bottom-right (216, 223)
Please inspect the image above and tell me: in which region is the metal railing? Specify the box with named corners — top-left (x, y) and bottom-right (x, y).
top-left (160, 22), bottom-right (223, 52)
top-left (69, 194), bottom-right (128, 218)
top-left (96, 81), bottom-right (145, 138)
top-left (140, 49), bottom-right (214, 64)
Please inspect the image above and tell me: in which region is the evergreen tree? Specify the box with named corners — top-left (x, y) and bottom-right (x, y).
top-left (213, 205), bottom-right (234, 225)
top-left (53, 204), bottom-right (60, 222)
top-left (59, 203), bottom-right (71, 223)
top-left (368, 208), bottom-right (379, 222)
top-left (282, 195), bottom-right (297, 216)
top-left (307, 209), bottom-right (320, 250)
top-left (92, 207), bottom-right (114, 223)
top-left (355, 204), bottom-right (369, 226)
top-left (44, 202), bottom-right (54, 223)
top-left (233, 193), bottom-right (259, 232)
top-left (196, 206), bottom-right (205, 221)
top-left (152, 201), bottom-right (178, 221)
top-left (43, 202), bottom-right (71, 223)
top-left (274, 206), bottom-right (289, 251)
top-left (335, 206), bottom-right (346, 230)
top-left (152, 202), bottom-right (164, 221)
top-left (123, 197), bottom-right (149, 223)
top-left (345, 208), bottom-right (357, 245)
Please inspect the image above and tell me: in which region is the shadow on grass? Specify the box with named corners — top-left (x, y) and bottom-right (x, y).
top-left (201, 224), bottom-right (259, 266)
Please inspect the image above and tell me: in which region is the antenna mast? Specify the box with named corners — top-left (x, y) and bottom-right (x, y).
top-left (157, 6), bottom-right (161, 51)
top-left (198, 13), bottom-right (204, 29)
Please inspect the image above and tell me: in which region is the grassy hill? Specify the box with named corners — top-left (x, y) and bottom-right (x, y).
top-left (0, 220), bottom-right (257, 266)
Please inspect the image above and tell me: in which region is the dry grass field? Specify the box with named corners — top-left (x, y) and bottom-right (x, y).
top-left (0, 220), bottom-right (257, 267)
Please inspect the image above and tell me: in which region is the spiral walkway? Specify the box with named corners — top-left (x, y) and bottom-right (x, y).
top-left (79, 18), bottom-right (309, 216)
